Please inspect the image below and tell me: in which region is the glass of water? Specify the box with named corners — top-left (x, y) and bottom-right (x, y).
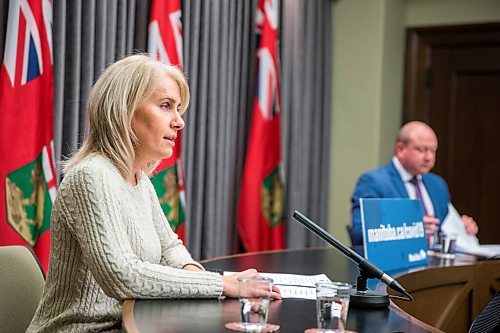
top-left (234, 276), bottom-right (273, 332)
top-left (439, 232), bottom-right (457, 258)
top-left (315, 281), bottom-right (351, 333)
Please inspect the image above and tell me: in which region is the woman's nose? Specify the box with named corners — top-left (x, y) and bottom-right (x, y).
top-left (173, 113), bottom-right (185, 129)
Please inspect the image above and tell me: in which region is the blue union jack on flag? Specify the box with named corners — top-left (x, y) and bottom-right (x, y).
top-left (0, 0), bottom-right (56, 272)
top-left (3, 0), bottom-right (53, 86)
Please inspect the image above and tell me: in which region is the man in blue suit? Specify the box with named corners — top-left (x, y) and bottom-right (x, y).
top-left (350, 121), bottom-right (477, 246)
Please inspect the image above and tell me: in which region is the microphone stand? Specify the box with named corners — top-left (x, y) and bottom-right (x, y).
top-left (293, 210), bottom-right (413, 308)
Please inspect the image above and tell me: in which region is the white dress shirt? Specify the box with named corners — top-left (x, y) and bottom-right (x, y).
top-left (392, 156), bottom-right (435, 216)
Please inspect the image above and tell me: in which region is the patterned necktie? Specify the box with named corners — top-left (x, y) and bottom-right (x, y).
top-left (409, 177), bottom-right (428, 215)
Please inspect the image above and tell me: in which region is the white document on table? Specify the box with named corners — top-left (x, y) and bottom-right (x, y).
top-left (441, 204), bottom-right (500, 258)
top-left (223, 272), bottom-right (332, 300)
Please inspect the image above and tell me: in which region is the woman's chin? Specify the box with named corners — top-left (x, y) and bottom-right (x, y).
top-left (161, 150), bottom-right (174, 159)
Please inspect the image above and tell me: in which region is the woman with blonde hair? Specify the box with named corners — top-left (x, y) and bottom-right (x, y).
top-left (27, 54), bottom-right (280, 333)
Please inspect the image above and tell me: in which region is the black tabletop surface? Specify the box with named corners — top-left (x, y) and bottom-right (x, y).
top-left (128, 247), bottom-right (449, 332)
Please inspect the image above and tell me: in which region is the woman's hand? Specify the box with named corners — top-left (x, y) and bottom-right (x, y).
top-left (221, 269), bottom-right (282, 300)
top-left (182, 263), bottom-right (204, 271)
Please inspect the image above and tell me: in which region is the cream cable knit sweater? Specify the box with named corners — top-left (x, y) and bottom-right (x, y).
top-left (27, 155), bottom-right (223, 333)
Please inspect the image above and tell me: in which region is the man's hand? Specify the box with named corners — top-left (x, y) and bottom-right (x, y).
top-left (423, 215), bottom-right (440, 236)
top-left (461, 215), bottom-right (478, 235)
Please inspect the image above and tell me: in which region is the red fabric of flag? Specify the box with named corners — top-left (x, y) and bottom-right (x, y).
top-left (148, 0), bottom-right (187, 242)
top-left (238, 0), bottom-right (285, 252)
top-left (0, 0), bottom-right (56, 272)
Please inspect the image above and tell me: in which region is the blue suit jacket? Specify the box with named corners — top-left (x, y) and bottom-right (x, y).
top-left (350, 162), bottom-right (450, 246)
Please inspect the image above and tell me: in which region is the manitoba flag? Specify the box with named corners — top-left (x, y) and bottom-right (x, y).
top-left (237, 0), bottom-right (285, 252)
top-left (148, 0), bottom-right (187, 242)
top-left (0, 0), bottom-right (56, 272)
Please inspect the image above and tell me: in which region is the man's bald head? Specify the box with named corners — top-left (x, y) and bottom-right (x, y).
top-left (397, 121), bottom-right (437, 145)
top-left (395, 121), bottom-right (438, 176)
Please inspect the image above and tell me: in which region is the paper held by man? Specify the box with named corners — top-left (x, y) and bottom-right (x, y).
top-left (441, 204), bottom-right (500, 258)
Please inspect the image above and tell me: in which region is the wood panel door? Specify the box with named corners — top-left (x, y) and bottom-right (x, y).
top-left (403, 23), bottom-right (500, 244)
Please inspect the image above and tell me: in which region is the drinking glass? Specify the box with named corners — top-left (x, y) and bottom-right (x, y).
top-left (427, 233), bottom-right (438, 253)
top-left (439, 233), bottom-right (457, 258)
top-left (315, 281), bottom-right (351, 333)
top-left (225, 276), bottom-right (279, 332)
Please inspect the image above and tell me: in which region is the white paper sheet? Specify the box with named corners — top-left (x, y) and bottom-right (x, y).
top-left (441, 204), bottom-right (500, 258)
top-left (223, 272), bottom-right (332, 300)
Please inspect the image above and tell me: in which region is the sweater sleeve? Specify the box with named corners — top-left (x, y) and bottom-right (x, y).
top-left (58, 164), bottom-right (223, 300)
top-left (144, 176), bottom-right (205, 270)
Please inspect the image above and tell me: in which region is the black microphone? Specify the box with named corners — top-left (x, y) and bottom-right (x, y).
top-left (293, 210), bottom-right (413, 308)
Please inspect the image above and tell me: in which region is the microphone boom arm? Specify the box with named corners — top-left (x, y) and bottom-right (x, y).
top-left (292, 210), bottom-right (413, 307)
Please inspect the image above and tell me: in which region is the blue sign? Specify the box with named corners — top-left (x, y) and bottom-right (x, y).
top-left (360, 198), bottom-right (428, 272)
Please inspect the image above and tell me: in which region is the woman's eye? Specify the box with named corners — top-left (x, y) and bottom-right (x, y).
top-left (161, 102), bottom-right (172, 110)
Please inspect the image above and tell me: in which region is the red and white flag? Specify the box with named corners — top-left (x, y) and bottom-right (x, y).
top-left (148, 0), bottom-right (187, 242)
top-left (237, 0), bottom-right (285, 251)
top-left (0, 0), bottom-right (56, 272)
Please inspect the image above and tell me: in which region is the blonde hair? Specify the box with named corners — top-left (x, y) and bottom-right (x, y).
top-left (63, 54), bottom-right (190, 179)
